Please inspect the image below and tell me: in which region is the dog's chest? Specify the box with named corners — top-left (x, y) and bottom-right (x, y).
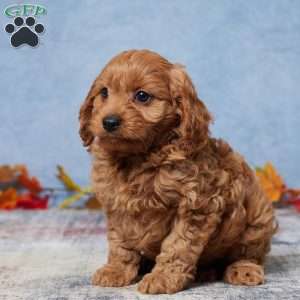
top-left (93, 156), bottom-right (178, 257)
top-left (110, 172), bottom-right (176, 258)
top-left (109, 209), bottom-right (175, 259)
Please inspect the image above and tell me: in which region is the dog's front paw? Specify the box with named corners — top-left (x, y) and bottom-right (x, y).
top-left (138, 271), bottom-right (187, 294)
top-left (92, 264), bottom-right (137, 287)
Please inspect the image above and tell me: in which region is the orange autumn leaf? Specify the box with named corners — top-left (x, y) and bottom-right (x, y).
top-left (0, 165), bottom-right (28, 181)
top-left (0, 165), bottom-right (26, 188)
top-left (0, 188), bottom-right (18, 209)
top-left (85, 196), bottom-right (102, 210)
top-left (18, 166), bottom-right (42, 194)
top-left (0, 165), bottom-right (17, 183)
top-left (255, 162), bottom-right (285, 202)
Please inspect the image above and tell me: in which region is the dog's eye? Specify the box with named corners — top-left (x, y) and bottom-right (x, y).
top-left (134, 90), bottom-right (151, 103)
top-left (100, 87), bottom-right (108, 98)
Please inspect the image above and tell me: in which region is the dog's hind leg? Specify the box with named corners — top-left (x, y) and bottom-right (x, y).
top-left (224, 259), bottom-right (265, 286)
top-left (223, 182), bottom-right (276, 286)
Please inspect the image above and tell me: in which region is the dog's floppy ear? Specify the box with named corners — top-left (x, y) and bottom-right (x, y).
top-left (169, 64), bottom-right (212, 154)
top-left (79, 81), bottom-right (98, 147)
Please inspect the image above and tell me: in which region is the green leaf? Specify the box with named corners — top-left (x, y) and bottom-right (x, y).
top-left (56, 165), bottom-right (82, 192)
top-left (59, 186), bottom-right (91, 208)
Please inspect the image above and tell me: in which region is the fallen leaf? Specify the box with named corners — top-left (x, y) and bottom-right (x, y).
top-left (0, 188), bottom-right (18, 210)
top-left (0, 165), bottom-right (17, 183)
top-left (18, 166), bottom-right (42, 194)
top-left (0, 165), bottom-right (26, 190)
top-left (85, 196), bottom-right (102, 210)
top-left (255, 162), bottom-right (285, 202)
top-left (59, 186), bottom-right (91, 209)
top-left (56, 165), bottom-right (82, 192)
top-left (16, 192), bottom-right (48, 209)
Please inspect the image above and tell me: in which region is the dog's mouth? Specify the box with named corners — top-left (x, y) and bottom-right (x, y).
top-left (99, 135), bottom-right (129, 144)
top-left (97, 134), bottom-right (148, 154)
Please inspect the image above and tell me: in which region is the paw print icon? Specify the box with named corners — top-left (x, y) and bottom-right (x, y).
top-left (5, 16), bottom-right (44, 47)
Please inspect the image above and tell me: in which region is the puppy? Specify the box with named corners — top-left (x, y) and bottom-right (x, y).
top-left (79, 50), bottom-right (276, 294)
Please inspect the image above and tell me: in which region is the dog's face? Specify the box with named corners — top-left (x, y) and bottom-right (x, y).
top-left (79, 50), bottom-right (211, 155)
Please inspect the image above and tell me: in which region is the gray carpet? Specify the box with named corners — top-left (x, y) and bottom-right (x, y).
top-left (0, 209), bottom-right (300, 300)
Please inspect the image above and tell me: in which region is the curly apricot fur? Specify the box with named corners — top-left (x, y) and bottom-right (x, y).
top-left (79, 50), bottom-right (276, 294)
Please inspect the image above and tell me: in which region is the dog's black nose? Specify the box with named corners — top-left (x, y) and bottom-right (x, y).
top-left (102, 115), bottom-right (121, 132)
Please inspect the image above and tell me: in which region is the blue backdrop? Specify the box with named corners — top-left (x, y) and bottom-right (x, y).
top-left (0, 0), bottom-right (299, 188)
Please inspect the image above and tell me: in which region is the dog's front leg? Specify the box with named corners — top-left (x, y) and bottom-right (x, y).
top-left (92, 226), bottom-right (141, 287)
top-left (138, 211), bottom-right (221, 294)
